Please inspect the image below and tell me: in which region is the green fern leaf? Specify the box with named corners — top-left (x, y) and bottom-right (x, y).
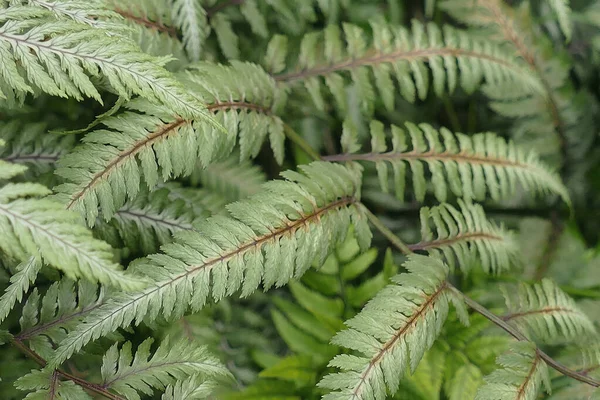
top-left (0, 5), bottom-right (216, 123)
top-left (547, 0), bottom-right (572, 41)
top-left (171, 0), bottom-right (208, 61)
top-left (16, 279), bottom-right (103, 360)
top-left (50, 161), bottom-right (370, 366)
top-left (319, 254), bottom-right (466, 400)
top-left (0, 182), bottom-right (143, 290)
top-left (161, 374), bottom-right (218, 400)
top-left (100, 336), bottom-right (230, 400)
top-left (412, 201), bottom-right (518, 273)
top-left (56, 61), bottom-right (283, 226)
top-left (16, 368), bottom-right (93, 400)
top-left (274, 20), bottom-right (541, 115)
top-left (26, 0), bottom-right (125, 31)
top-left (328, 120), bottom-right (570, 204)
top-left (501, 279), bottom-right (596, 344)
top-left (476, 342), bottom-right (550, 400)
top-left (0, 256), bottom-right (41, 324)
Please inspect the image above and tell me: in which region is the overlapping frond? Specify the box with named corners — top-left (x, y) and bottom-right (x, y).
top-left (107, 0), bottom-right (187, 64)
top-left (0, 5), bottom-right (216, 122)
top-left (327, 120), bottom-right (570, 204)
top-left (24, 0), bottom-right (124, 30)
top-left (51, 162), bottom-right (370, 366)
top-left (412, 200), bottom-right (518, 273)
top-left (16, 369), bottom-right (92, 400)
top-left (0, 256), bottom-right (41, 324)
top-left (190, 156), bottom-right (267, 202)
top-left (161, 374), bottom-right (218, 400)
top-left (476, 342), bottom-right (550, 400)
top-left (56, 61), bottom-right (284, 226)
top-left (319, 255), bottom-right (467, 400)
top-left (0, 121), bottom-right (74, 176)
top-left (273, 20), bottom-right (541, 115)
top-left (501, 279), bottom-right (596, 344)
top-left (94, 184), bottom-right (223, 255)
top-left (171, 0), bottom-right (208, 61)
top-left (16, 279), bottom-right (103, 359)
top-left (100, 336), bottom-right (230, 400)
top-left (0, 181), bottom-right (143, 289)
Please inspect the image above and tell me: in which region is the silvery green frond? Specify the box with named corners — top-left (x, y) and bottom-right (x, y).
top-left (190, 156), bottom-right (267, 202)
top-left (0, 182), bottom-right (143, 290)
top-left (0, 121), bottom-right (74, 176)
top-left (106, 0), bottom-right (187, 65)
top-left (547, 0), bottom-right (572, 40)
top-left (100, 336), bottom-right (230, 400)
top-left (161, 374), bottom-right (218, 400)
top-left (329, 120), bottom-right (570, 204)
top-left (273, 20), bottom-right (541, 115)
top-left (171, 0), bottom-right (208, 61)
top-left (25, 0), bottom-right (125, 31)
top-left (16, 279), bottom-right (103, 359)
top-left (476, 342), bottom-right (550, 400)
top-left (319, 255), bottom-right (466, 400)
top-left (0, 256), bottom-right (41, 324)
top-left (94, 184), bottom-right (221, 256)
top-left (501, 279), bottom-right (596, 345)
top-left (16, 368), bottom-right (93, 400)
top-left (0, 5), bottom-right (216, 123)
top-left (412, 200), bottom-right (518, 273)
top-left (51, 161), bottom-right (370, 366)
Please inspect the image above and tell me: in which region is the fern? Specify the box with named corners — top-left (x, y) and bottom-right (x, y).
top-left (0, 181), bottom-right (143, 289)
top-left (16, 369), bottom-right (93, 400)
top-left (171, 0), bottom-right (208, 62)
top-left (100, 336), bottom-right (230, 399)
top-left (50, 161), bottom-right (371, 366)
top-left (16, 278), bottom-right (103, 359)
top-left (56, 61), bottom-right (284, 226)
top-left (319, 254), bottom-right (468, 400)
top-left (0, 5), bottom-right (216, 123)
top-left (272, 20), bottom-right (541, 115)
top-left (412, 201), bottom-right (518, 273)
top-left (475, 342), bottom-right (550, 400)
top-left (0, 256), bottom-right (41, 324)
top-left (327, 120), bottom-right (569, 204)
top-left (501, 279), bottom-right (596, 344)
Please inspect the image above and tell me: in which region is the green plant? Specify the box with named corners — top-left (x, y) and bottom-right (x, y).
top-left (1, 0), bottom-right (599, 399)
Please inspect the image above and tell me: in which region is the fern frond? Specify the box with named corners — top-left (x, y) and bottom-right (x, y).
top-left (16, 368), bottom-right (93, 400)
top-left (56, 61), bottom-right (284, 226)
top-left (161, 374), bottom-right (218, 400)
top-left (51, 162), bottom-right (370, 366)
top-left (501, 279), bottom-right (596, 344)
top-left (171, 0), bottom-right (208, 62)
top-left (273, 20), bottom-right (541, 115)
top-left (0, 121), bottom-right (74, 175)
top-left (547, 0), bottom-right (572, 41)
top-left (0, 182), bottom-right (143, 289)
top-left (25, 0), bottom-right (125, 31)
top-left (411, 201), bottom-right (518, 273)
top-left (0, 6), bottom-right (216, 122)
top-left (94, 184), bottom-right (220, 255)
top-left (100, 336), bottom-right (230, 400)
top-left (476, 342), bottom-right (550, 400)
top-left (190, 156), bottom-right (267, 202)
top-left (107, 0), bottom-right (187, 64)
top-left (0, 256), bottom-right (41, 324)
top-left (318, 254), bottom-right (467, 400)
top-left (326, 120), bottom-right (570, 204)
top-left (16, 279), bottom-right (103, 359)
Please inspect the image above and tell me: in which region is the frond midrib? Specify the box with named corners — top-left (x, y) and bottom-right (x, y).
top-left (352, 281), bottom-right (448, 396)
top-left (274, 47), bottom-right (523, 83)
top-left (503, 306), bottom-right (580, 322)
top-left (69, 196), bottom-right (356, 344)
top-left (114, 208), bottom-right (194, 231)
top-left (516, 352), bottom-right (542, 400)
top-left (113, 6), bottom-right (178, 37)
top-left (408, 231), bottom-right (503, 251)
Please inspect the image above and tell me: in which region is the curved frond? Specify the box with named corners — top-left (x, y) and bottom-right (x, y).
top-left (501, 279), bottom-right (596, 344)
top-left (100, 336), bottom-right (230, 400)
top-left (0, 256), bottom-right (41, 324)
top-left (326, 120), bottom-right (569, 204)
top-left (16, 279), bottom-right (103, 359)
top-left (319, 254), bottom-right (466, 400)
top-left (476, 342), bottom-right (550, 400)
top-left (411, 201), bottom-right (518, 273)
top-left (0, 6), bottom-right (215, 122)
top-left (0, 182), bottom-right (143, 289)
top-left (56, 61), bottom-right (284, 226)
top-left (273, 20), bottom-right (541, 115)
top-left (94, 184), bottom-right (223, 255)
top-left (171, 0), bottom-right (208, 62)
top-left (51, 162), bottom-right (370, 366)
top-left (0, 121), bottom-right (74, 175)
